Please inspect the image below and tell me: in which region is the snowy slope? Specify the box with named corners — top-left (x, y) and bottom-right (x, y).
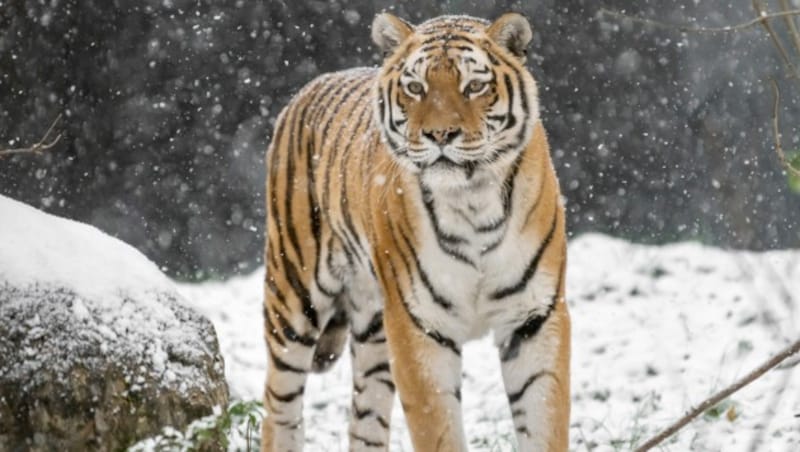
top-left (176, 234), bottom-right (800, 451)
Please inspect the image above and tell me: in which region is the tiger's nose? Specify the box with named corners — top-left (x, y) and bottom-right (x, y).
top-left (422, 127), bottom-right (462, 146)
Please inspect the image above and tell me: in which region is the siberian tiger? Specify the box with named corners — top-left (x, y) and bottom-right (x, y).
top-left (262, 12), bottom-right (570, 452)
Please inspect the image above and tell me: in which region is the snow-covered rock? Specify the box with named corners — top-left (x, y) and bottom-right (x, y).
top-left (0, 195), bottom-right (229, 451)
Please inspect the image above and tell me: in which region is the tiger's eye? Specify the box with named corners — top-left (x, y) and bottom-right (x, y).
top-left (407, 81), bottom-right (424, 95)
top-left (465, 80), bottom-right (486, 95)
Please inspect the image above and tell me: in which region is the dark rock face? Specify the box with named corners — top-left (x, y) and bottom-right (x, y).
top-left (1, 0), bottom-right (798, 278)
top-left (0, 285), bottom-right (229, 451)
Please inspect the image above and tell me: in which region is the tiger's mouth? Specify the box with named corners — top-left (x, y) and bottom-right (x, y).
top-left (424, 155), bottom-right (479, 178)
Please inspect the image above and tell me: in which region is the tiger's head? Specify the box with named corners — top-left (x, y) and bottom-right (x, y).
top-left (372, 13), bottom-right (540, 185)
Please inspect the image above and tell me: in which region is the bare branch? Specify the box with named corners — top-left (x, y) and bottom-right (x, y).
top-left (634, 337), bottom-right (800, 452)
top-left (598, 8), bottom-right (800, 34)
top-left (0, 114), bottom-right (63, 158)
top-left (778, 0), bottom-right (800, 58)
top-left (770, 80), bottom-right (800, 178)
top-left (780, 0), bottom-right (800, 56)
top-left (752, 0), bottom-right (800, 81)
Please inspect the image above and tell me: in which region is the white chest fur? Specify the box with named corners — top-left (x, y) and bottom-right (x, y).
top-left (409, 167), bottom-right (557, 344)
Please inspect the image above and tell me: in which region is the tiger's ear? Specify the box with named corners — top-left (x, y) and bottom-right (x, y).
top-left (372, 13), bottom-right (414, 56)
top-left (487, 13), bottom-right (532, 62)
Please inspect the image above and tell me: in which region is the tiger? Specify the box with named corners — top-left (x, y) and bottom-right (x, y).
top-left (262, 12), bottom-right (570, 452)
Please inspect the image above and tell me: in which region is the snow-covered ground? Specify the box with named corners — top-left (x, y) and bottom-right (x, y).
top-left (177, 234), bottom-right (800, 451)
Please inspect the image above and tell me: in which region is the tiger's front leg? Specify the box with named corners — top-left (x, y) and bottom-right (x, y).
top-left (381, 281), bottom-right (467, 452)
top-left (497, 297), bottom-right (571, 452)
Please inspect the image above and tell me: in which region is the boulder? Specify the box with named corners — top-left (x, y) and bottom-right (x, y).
top-left (0, 195), bottom-right (229, 451)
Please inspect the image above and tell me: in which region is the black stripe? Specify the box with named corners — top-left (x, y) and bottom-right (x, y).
top-left (499, 154), bottom-right (524, 221)
top-left (352, 402), bottom-right (389, 429)
top-left (279, 249), bottom-right (318, 328)
top-left (419, 185), bottom-right (476, 267)
top-left (265, 274), bottom-right (288, 308)
top-left (363, 362), bottom-right (391, 378)
top-left (490, 211), bottom-right (558, 300)
top-left (376, 414), bottom-right (390, 429)
top-left (353, 312), bottom-right (384, 343)
top-left (332, 223), bottom-right (363, 266)
top-left (500, 264), bottom-right (565, 362)
top-left (352, 404), bottom-right (389, 429)
top-left (377, 378), bottom-right (395, 392)
top-left (508, 372), bottom-right (544, 404)
top-left (500, 308), bottom-right (554, 362)
top-left (320, 80), bottom-right (372, 268)
top-left (307, 109), bottom-right (338, 299)
top-left (486, 49), bottom-right (500, 65)
top-left (382, 244), bottom-right (462, 356)
top-left (263, 306), bottom-right (286, 348)
top-left (385, 81), bottom-right (401, 136)
top-left (283, 95), bottom-right (313, 269)
top-left (420, 33), bottom-right (476, 46)
top-left (264, 392), bottom-right (283, 415)
top-left (268, 385), bottom-right (304, 403)
top-left (403, 304), bottom-right (460, 356)
top-left (320, 76), bottom-right (371, 209)
top-left (275, 311), bottom-right (316, 347)
top-left (521, 170), bottom-right (548, 231)
top-left (502, 74), bottom-right (517, 132)
top-left (266, 236), bottom-right (280, 269)
top-left (269, 77), bottom-right (333, 275)
top-left (398, 228), bottom-right (454, 311)
top-left (268, 86), bottom-right (325, 330)
top-left (353, 403), bottom-right (374, 420)
top-left (267, 341), bottom-right (306, 373)
top-left (274, 419), bottom-right (301, 428)
top-left (474, 216), bottom-right (507, 233)
top-left (350, 433), bottom-right (384, 448)
top-left (492, 53), bottom-right (531, 146)
top-left (337, 90), bottom-right (374, 259)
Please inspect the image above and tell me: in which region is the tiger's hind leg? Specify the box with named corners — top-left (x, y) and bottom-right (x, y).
top-left (261, 288), bottom-right (318, 452)
top-left (261, 279), bottom-right (342, 452)
top-left (497, 298), bottom-right (571, 452)
top-left (344, 278), bottom-right (394, 451)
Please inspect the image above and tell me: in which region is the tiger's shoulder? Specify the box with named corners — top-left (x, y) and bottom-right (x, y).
top-left (283, 67), bottom-right (379, 111)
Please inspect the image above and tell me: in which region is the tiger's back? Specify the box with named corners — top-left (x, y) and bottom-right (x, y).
top-left (263, 13), bottom-right (570, 452)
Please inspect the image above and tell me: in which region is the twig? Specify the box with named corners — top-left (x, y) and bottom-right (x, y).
top-left (634, 337), bottom-right (800, 452)
top-left (778, 0), bottom-right (800, 58)
top-left (598, 8), bottom-right (800, 34)
top-left (0, 114), bottom-right (63, 158)
top-left (770, 80), bottom-right (800, 178)
top-left (752, 0), bottom-right (800, 81)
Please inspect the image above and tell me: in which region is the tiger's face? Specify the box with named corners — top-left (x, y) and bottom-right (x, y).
top-left (372, 13), bottom-right (540, 184)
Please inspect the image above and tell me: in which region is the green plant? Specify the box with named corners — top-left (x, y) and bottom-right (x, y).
top-left (128, 399), bottom-right (264, 452)
top-left (787, 151), bottom-right (800, 194)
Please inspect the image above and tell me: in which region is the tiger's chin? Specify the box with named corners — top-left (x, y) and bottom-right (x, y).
top-left (419, 159), bottom-right (493, 191)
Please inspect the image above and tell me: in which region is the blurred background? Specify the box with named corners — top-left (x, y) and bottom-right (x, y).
top-left (1, 0), bottom-right (799, 280)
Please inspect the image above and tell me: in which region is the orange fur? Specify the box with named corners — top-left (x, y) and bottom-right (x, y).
top-left (262, 13), bottom-right (569, 452)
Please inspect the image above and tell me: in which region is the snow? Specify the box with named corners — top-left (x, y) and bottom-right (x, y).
top-left (178, 233), bottom-right (800, 451)
top-left (0, 195), bottom-right (220, 395)
top-left (0, 195), bottom-right (174, 302)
